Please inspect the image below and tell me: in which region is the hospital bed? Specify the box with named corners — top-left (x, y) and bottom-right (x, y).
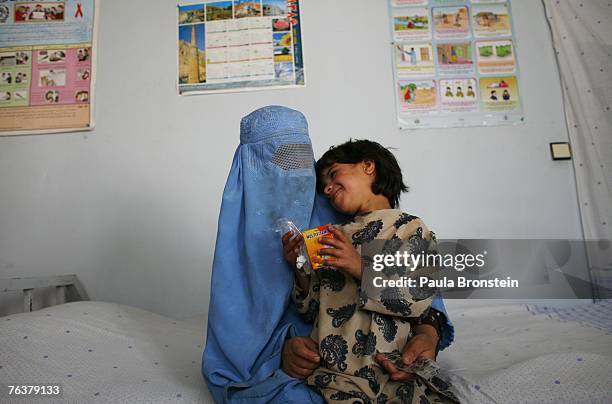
top-left (1, 276), bottom-right (610, 403)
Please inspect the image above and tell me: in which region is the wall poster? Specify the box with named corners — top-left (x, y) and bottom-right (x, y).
top-left (0, 0), bottom-right (97, 136)
top-left (178, 0), bottom-right (304, 95)
top-left (390, 0), bottom-right (524, 129)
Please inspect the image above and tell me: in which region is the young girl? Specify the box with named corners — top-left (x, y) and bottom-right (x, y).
top-left (283, 140), bottom-right (457, 403)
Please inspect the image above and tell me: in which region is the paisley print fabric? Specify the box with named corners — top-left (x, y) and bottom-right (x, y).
top-left (327, 304), bottom-right (357, 328)
top-left (352, 219), bottom-right (384, 246)
top-left (320, 334), bottom-right (349, 372)
top-left (373, 313), bottom-right (398, 343)
top-left (291, 209), bottom-right (458, 403)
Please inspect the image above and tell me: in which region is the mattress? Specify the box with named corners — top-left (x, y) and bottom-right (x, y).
top-left (1, 300), bottom-right (611, 403)
top-left (438, 299), bottom-right (612, 403)
top-left (0, 301), bottom-right (212, 403)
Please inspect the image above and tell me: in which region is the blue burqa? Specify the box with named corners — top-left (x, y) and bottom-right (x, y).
top-left (202, 106), bottom-right (453, 403)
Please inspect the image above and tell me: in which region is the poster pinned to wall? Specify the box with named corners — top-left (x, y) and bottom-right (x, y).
top-left (177, 0), bottom-right (304, 95)
top-left (389, 0), bottom-right (524, 129)
top-left (0, 0), bottom-right (98, 136)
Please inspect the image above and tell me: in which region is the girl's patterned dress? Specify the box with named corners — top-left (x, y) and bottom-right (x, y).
top-left (292, 209), bottom-right (458, 404)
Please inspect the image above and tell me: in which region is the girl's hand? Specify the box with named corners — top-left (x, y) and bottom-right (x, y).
top-left (282, 231), bottom-right (303, 269)
top-left (374, 324), bottom-right (439, 381)
top-left (318, 226), bottom-right (362, 279)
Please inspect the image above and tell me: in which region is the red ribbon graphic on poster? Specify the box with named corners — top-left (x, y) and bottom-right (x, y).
top-left (75, 2), bottom-right (84, 18)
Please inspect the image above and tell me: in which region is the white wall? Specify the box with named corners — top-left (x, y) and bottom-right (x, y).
top-left (0, 0), bottom-right (582, 318)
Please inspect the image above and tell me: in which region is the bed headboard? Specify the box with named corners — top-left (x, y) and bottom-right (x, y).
top-left (0, 275), bottom-right (88, 313)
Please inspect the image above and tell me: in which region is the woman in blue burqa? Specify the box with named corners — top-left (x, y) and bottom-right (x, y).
top-left (202, 106), bottom-right (454, 403)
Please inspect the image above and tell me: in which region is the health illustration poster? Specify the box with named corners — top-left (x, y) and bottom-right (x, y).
top-left (178, 0), bottom-right (304, 94)
top-left (0, 0), bottom-right (97, 136)
top-left (390, 0), bottom-right (524, 129)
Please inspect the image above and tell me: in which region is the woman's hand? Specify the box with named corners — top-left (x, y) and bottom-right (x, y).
top-left (281, 336), bottom-right (320, 379)
top-left (374, 324), bottom-right (439, 381)
top-left (282, 231), bottom-right (303, 269)
top-left (317, 226), bottom-right (362, 279)
top-left (282, 231), bottom-right (310, 293)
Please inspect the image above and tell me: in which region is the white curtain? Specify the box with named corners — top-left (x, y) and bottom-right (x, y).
top-left (541, 0), bottom-right (612, 297)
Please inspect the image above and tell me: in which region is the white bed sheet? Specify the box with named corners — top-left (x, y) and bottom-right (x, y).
top-left (1, 300), bottom-right (611, 403)
top-left (438, 300), bottom-right (612, 403)
top-left (0, 301), bottom-right (212, 403)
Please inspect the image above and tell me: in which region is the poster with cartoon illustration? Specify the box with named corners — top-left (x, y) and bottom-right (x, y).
top-left (432, 6), bottom-right (470, 40)
top-left (398, 80), bottom-right (437, 114)
top-left (0, 0), bottom-right (97, 136)
top-left (440, 78), bottom-right (478, 112)
top-left (436, 42), bottom-right (474, 76)
top-left (470, 0), bottom-right (506, 3)
top-left (392, 7), bottom-right (431, 41)
top-left (480, 76), bottom-right (520, 111)
top-left (389, 0), bottom-right (523, 128)
top-left (391, 0), bottom-right (427, 6)
top-left (476, 39), bottom-right (516, 74)
top-left (178, 0), bottom-right (304, 95)
top-left (472, 3), bottom-right (512, 38)
top-left (395, 43), bottom-right (435, 77)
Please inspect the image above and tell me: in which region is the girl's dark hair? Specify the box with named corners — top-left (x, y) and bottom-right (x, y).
top-left (315, 139), bottom-right (408, 208)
